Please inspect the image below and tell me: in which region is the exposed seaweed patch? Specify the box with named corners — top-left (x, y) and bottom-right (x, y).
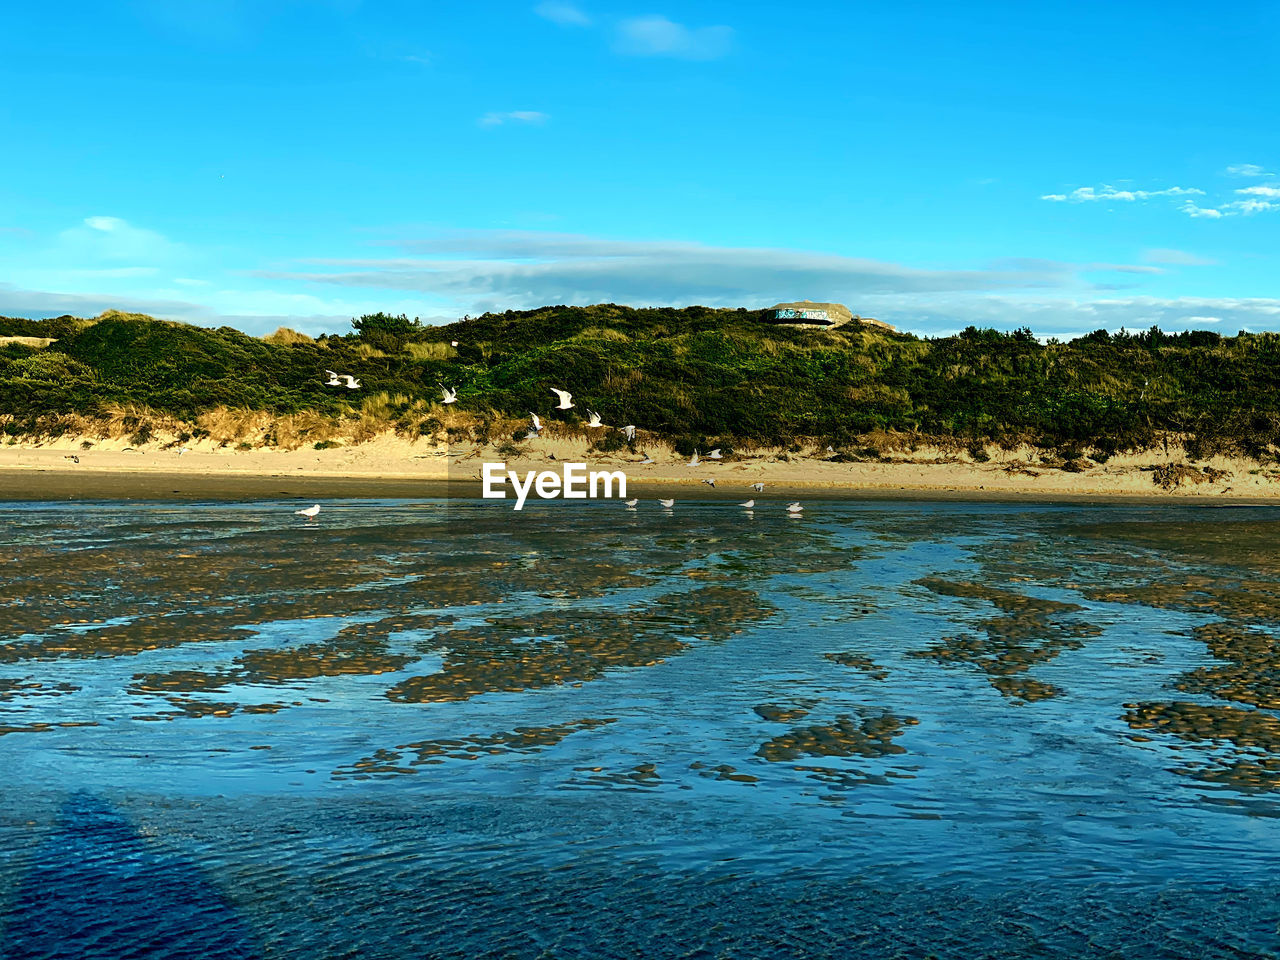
top-left (756, 710), bottom-right (918, 762)
top-left (334, 718), bottom-right (616, 779)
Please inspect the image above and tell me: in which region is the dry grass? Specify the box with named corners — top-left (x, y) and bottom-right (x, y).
top-left (404, 342), bottom-right (455, 361)
top-left (0, 336), bottom-right (54, 348)
top-left (262, 327), bottom-right (314, 345)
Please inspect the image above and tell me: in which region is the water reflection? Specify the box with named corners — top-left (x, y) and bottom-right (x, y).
top-left (1, 499), bottom-right (1280, 957)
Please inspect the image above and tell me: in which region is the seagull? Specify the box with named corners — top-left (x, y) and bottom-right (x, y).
top-left (640, 454), bottom-right (653, 465)
top-left (786, 502), bottom-right (803, 515)
top-left (751, 483), bottom-right (765, 492)
top-left (440, 384), bottom-right (458, 404)
top-left (530, 412), bottom-right (543, 433)
top-left (827, 445), bottom-right (836, 453)
top-left (551, 388), bottom-right (574, 410)
top-left (295, 504), bottom-right (321, 519)
top-left (688, 450), bottom-right (700, 467)
top-left (324, 369), bottom-right (342, 386)
top-left (659, 498), bottom-right (675, 508)
top-left (702, 478), bottom-right (716, 488)
top-left (624, 498), bottom-right (638, 508)
top-left (63, 455), bottom-right (79, 464)
top-left (341, 375), bottom-right (361, 389)
top-left (524, 431), bottom-right (540, 440)
top-left (740, 499), bottom-right (755, 508)
top-left (177, 446), bottom-right (190, 456)
top-left (586, 410), bottom-right (605, 428)
top-left (708, 448), bottom-right (722, 460)
top-left (623, 425), bottom-right (636, 441)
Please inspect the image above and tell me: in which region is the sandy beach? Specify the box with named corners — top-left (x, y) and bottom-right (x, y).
top-left (1, 431), bottom-right (1276, 502)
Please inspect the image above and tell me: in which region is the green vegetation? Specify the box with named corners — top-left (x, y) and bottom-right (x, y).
top-left (2, 304), bottom-right (1279, 458)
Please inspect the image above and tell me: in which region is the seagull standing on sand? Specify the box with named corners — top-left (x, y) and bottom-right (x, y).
top-left (586, 410), bottom-right (605, 428)
top-left (324, 370), bottom-right (342, 386)
top-left (688, 450), bottom-right (700, 467)
top-left (640, 453), bottom-right (653, 465)
top-left (551, 388), bottom-right (574, 410)
top-left (295, 504), bottom-right (321, 520)
top-left (623, 425), bottom-right (636, 442)
top-left (341, 375), bottom-right (361, 389)
top-left (708, 448), bottom-right (722, 460)
top-left (740, 499), bottom-right (755, 508)
top-left (440, 384), bottom-right (458, 404)
top-left (751, 483), bottom-right (765, 492)
top-left (659, 498), bottom-right (675, 509)
top-left (786, 502), bottom-right (803, 515)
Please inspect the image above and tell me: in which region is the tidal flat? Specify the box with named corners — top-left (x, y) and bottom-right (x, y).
top-left (1, 498), bottom-right (1280, 958)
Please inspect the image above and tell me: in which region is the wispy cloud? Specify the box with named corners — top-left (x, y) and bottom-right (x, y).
top-left (615, 15), bottom-right (733, 60)
top-left (252, 230), bottom-right (1172, 326)
top-left (58, 215), bottom-right (183, 263)
top-left (1143, 248), bottom-right (1218, 266)
top-left (1225, 163), bottom-right (1272, 178)
top-left (477, 110), bottom-right (549, 128)
top-left (535, 1), bottom-right (591, 26)
top-left (1040, 185), bottom-right (1203, 203)
top-left (1043, 179), bottom-right (1280, 219)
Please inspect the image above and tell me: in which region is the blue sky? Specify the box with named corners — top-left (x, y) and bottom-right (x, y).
top-left (1, 0), bottom-right (1277, 337)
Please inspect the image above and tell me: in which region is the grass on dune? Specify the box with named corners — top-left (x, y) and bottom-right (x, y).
top-left (2, 305), bottom-right (1279, 461)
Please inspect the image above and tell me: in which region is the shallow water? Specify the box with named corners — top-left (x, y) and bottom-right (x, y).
top-left (2, 498), bottom-right (1280, 958)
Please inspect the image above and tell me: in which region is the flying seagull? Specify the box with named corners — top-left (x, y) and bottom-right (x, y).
top-left (295, 504), bottom-right (321, 519)
top-left (624, 498), bottom-right (638, 508)
top-left (786, 502), bottom-right (803, 514)
top-left (708, 448), bottom-right (722, 460)
top-left (623, 425), bottom-right (636, 441)
top-left (440, 384), bottom-right (458, 404)
top-left (586, 410), bottom-right (605, 428)
top-left (688, 450), bottom-right (700, 467)
top-left (341, 375), bottom-right (361, 389)
top-left (751, 483), bottom-right (765, 492)
top-left (659, 498), bottom-right (675, 508)
top-left (324, 369), bottom-right (342, 386)
top-left (739, 499), bottom-right (755, 508)
top-left (551, 388), bottom-right (574, 410)
top-left (530, 412), bottom-right (543, 433)
top-left (702, 478), bottom-right (716, 488)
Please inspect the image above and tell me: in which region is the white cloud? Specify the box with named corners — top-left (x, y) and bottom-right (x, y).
top-left (478, 110), bottom-right (549, 127)
top-left (58, 215), bottom-right (182, 263)
top-left (1142, 248), bottom-right (1218, 266)
top-left (1237, 184), bottom-right (1280, 198)
top-left (1225, 163), bottom-right (1272, 177)
top-left (535, 1), bottom-right (590, 26)
top-left (615, 15), bottom-right (732, 60)
top-left (1181, 201), bottom-right (1224, 219)
top-left (1041, 185), bottom-right (1204, 203)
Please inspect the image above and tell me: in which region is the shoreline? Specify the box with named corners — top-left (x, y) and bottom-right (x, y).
top-left (2, 454), bottom-right (1277, 506)
top-left (1, 432), bottom-right (1277, 503)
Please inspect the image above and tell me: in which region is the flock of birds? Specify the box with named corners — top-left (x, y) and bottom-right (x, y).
top-left (312, 372), bottom-right (804, 518)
